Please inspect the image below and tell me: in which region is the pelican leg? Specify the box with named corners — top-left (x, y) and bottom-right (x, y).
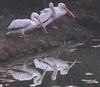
top-left (30, 74), bottom-right (42, 87)
top-left (30, 66), bottom-right (48, 87)
top-left (20, 30), bottom-right (27, 41)
top-left (30, 76), bottom-right (42, 87)
top-left (50, 59), bottom-right (58, 81)
top-left (43, 58), bottom-right (58, 81)
top-left (40, 66), bottom-right (48, 81)
top-left (34, 16), bottom-right (48, 33)
top-left (52, 68), bottom-right (58, 80)
top-left (20, 30), bottom-right (24, 38)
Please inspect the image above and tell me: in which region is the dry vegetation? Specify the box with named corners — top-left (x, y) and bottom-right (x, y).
top-left (0, 17), bottom-right (91, 63)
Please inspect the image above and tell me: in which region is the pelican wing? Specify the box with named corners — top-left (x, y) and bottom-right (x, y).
top-left (34, 58), bottom-right (53, 71)
top-left (13, 72), bottom-right (33, 81)
top-left (40, 10), bottom-right (52, 23)
top-left (9, 69), bottom-right (33, 81)
top-left (8, 19), bottom-right (31, 30)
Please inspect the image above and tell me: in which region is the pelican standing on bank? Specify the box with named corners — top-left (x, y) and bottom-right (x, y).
top-left (37, 2), bottom-right (75, 30)
top-left (6, 12), bottom-right (48, 38)
top-left (33, 57), bottom-right (80, 80)
top-left (7, 63), bottom-right (48, 86)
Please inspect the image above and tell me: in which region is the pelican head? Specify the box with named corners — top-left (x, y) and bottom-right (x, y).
top-left (31, 12), bottom-right (40, 22)
top-left (58, 3), bottom-right (75, 18)
top-left (60, 64), bottom-right (70, 75)
top-left (60, 60), bottom-right (78, 75)
top-left (49, 2), bottom-right (54, 8)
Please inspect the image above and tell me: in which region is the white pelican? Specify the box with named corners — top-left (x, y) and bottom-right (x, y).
top-left (37, 2), bottom-right (75, 29)
top-left (7, 63), bottom-right (48, 86)
top-left (31, 2), bottom-right (55, 31)
top-left (33, 57), bottom-right (80, 81)
top-left (6, 12), bottom-right (48, 38)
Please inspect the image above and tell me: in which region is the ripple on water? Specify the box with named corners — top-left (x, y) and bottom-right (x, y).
top-left (0, 84), bottom-right (3, 87)
top-left (85, 72), bottom-right (94, 76)
top-left (81, 79), bottom-right (99, 84)
top-left (66, 85), bottom-right (78, 87)
top-left (52, 86), bottom-right (61, 87)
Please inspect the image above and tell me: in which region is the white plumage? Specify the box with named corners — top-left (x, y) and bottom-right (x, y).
top-left (38, 2), bottom-right (75, 29)
top-left (6, 2), bottom-right (75, 35)
top-left (8, 19), bottom-right (31, 30)
top-left (33, 57), bottom-right (78, 80)
top-left (30, 3), bottom-right (54, 30)
top-left (7, 64), bottom-right (47, 86)
top-left (6, 12), bottom-right (47, 36)
top-left (7, 19), bottom-right (34, 35)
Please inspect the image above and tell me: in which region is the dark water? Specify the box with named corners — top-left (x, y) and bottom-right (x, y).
top-left (0, 39), bottom-right (100, 87)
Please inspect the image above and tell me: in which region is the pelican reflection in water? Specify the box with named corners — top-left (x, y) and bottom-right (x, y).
top-left (34, 57), bottom-right (80, 80)
top-left (7, 63), bottom-right (48, 86)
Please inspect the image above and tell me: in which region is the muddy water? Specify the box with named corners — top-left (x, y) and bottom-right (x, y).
top-left (0, 38), bottom-right (100, 87)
